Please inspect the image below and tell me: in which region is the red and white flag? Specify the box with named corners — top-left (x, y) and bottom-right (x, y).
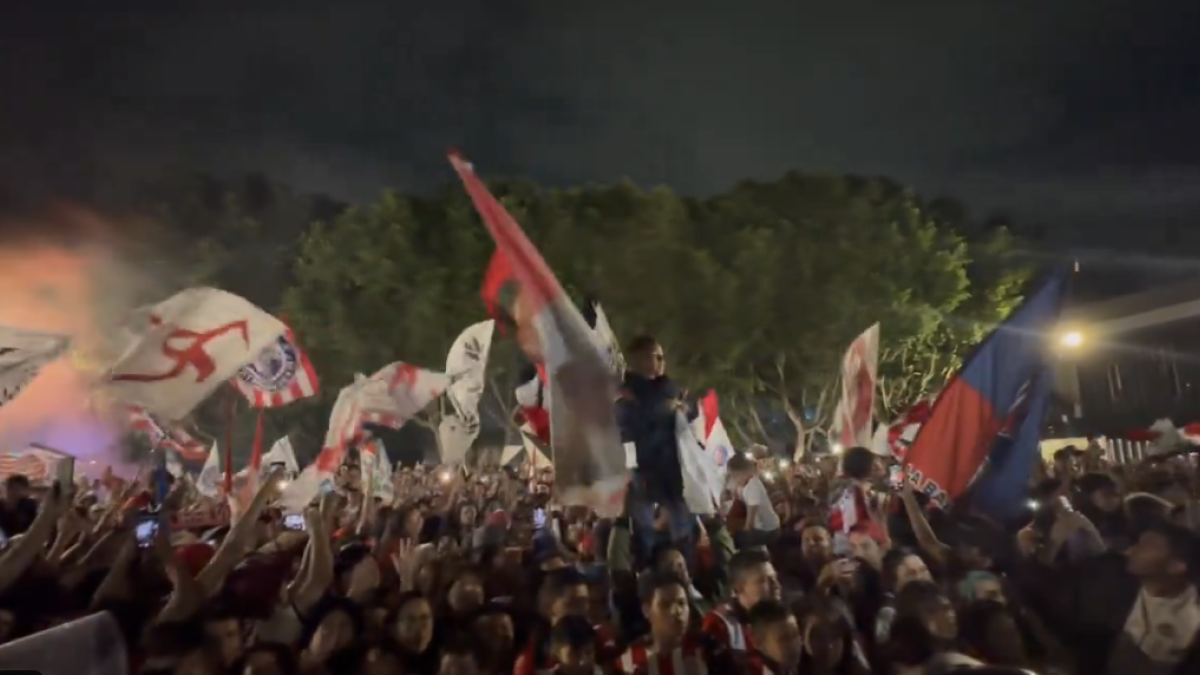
top-left (106, 288), bottom-right (286, 420)
top-left (124, 405), bottom-right (208, 462)
top-left (358, 361), bottom-right (449, 430)
top-left (231, 325), bottom-right (319, 407)
top-left (449, 151), bottom-right (628, 515)
top-left (281, 363), bottom-right (447, 511)
top-left (833, 323), bottom-right (880, 450)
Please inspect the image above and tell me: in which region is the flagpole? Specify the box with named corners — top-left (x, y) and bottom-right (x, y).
top-left (223, 386), bottom-right (236, 495)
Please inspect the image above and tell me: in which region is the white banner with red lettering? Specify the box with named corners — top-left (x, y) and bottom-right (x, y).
top-left (106, 288), bottom-right (286, 420)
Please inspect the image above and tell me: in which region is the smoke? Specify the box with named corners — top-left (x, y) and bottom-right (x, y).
top-left (0, 209), bottom-right (163, 477)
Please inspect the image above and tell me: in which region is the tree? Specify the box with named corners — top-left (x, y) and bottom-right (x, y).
top-left (274, 170), bottom-right (1029, 460)
top-left (281, 189), bottom-right (494, 456)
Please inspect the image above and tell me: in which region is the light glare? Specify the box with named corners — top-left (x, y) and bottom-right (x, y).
top-left (1059, 331), bottom-right (1083, 348)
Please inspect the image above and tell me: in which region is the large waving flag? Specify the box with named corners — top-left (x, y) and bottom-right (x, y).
top-left (107, 288), bottom-right (286, 420)
top-left (450, 150), bottom-right (628, 515)
top-left (904, 272), bottom-right (1068, 509)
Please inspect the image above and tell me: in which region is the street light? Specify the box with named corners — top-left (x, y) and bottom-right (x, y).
top-left (1059, 331), bottom-right (1083, 349)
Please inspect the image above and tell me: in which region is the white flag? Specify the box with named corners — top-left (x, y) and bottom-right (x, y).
top-left (262, 436), bottom-right (301, 476)
top-left (196, 440), bottom-right (222, 497)
top-left (0, 325), bottom-right (69, 408)
top-left (591, 303), bottom-right (625, 378)
top-left (675, 412), bottom-right (718, 515)
top-left (106, 288), bottom-right (285, 420)
top-left (445, 320), bottom-right (494, 420)
top-left (438, 415), bottom-right (479, 465)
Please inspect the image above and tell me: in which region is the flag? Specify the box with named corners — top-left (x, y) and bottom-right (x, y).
top-left (692, 389), bottom-right (720, 443)
top-left (450, 150), bottom-right (628, 515)
top-left (590, 302), bottom-right (625, 378)
top-left (833, 323), bottom-right (880, 449)
top-left (360, 439), bottom-right (394, 501)
top-left (704, 416), bottom-right (734, 499)
top-left (359, 362), bottom-right (449, 430)
top-left (884, 399), bottom-right (933, 460)
top-left (971, 372), bottom-right (1054, 517)
top-left (106, 288), bottom-right (286, 420)
top-left (513, 367), bottom-right (550, 444)
top-left (904, 273), bottom-right (1068, 508)
top-left (196, 441), bottom-right (222, 497)
top-left (281, 364), bottom-right (445, 510)
top-left (232, 325), bottom-right (319, 407)
top-left (675, 411), bottom-right (720, 514)
top-left (0, 325), bottom-right (69, 409)
top-left (124, 406), bottom-right (209, 462)
top-left (441, 320), bottom-right (494, 462)
top-left (445, 320), bottom-right (494, 421)
top-left (438, 415), bottom-right (479, 464)
top-left (519, 423), bottom-right (554, 468)
top-left (261, 435), bottom-right (301, 476)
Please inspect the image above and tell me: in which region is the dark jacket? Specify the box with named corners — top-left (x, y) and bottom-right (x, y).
top-left (616, 373), bottom-right (691, 503)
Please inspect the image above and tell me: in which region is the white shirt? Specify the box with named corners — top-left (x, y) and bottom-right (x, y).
top-left (739, 476), bottom-right (780, 531)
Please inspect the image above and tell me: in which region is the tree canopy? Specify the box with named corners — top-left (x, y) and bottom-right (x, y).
top-left (160, 169), bottom-right (1030, 460)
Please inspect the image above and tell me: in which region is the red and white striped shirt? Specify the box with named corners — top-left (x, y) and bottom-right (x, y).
top-left (701, 604), bottom-right (752, 651)
top-left (614, 636), bottom-right (710, 675)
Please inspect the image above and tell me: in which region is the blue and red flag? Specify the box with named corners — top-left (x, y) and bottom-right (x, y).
top-left (904, 272), bottom-right (1068, 511)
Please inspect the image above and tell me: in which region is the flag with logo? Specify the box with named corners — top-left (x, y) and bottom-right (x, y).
top-left (450, 151), bottom-right (628, 515)
top-left (232, 325), bottom-right (319, 407)
top-left (833, 323), bottom-right (880, 450)
top-left (440, 320), bottom-right (494, 462)
top-left (904, 272), bottom-right (1068, 509)
top-left (106, 288), bottom-right (286, 420)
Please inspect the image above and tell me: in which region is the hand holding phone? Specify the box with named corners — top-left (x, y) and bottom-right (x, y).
top-left (283, 513), bottom-right (306, 531)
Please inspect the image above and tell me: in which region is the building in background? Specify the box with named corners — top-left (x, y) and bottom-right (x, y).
top-left (1053, 274), bottom-right (1200, 435)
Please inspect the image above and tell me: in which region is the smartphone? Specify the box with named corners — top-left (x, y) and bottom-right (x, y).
top-left (135, 515), bottom-right (159, 548)
top-left (533, 508), bottom-right (547, 529)
top-left (283, 513), bottom-right (306, 531)
top-left (0, 528), bottom-right (9, 549)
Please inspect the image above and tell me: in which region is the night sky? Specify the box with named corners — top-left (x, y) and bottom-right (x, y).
top-left (3, 0), bottom-right (1200, 258)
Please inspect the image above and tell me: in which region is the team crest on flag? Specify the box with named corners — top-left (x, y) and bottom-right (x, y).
top-left (239, 335), bottom-right (298, 392)
top-left (232, 326), bottom-right (319, 408)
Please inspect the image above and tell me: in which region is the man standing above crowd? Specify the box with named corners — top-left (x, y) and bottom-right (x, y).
top-left (617, 335), bottom-right (695, 566)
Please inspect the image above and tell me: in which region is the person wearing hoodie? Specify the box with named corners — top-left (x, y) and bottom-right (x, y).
top-left (616, 334), bottom-right (696, 567)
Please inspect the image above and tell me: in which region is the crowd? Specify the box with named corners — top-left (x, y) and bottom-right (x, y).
top-left (0, 336), bottom-right (1197, 675)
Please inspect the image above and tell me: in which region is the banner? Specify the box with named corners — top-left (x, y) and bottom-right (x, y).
top-left (833, 323), bottom-right (880, 449)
